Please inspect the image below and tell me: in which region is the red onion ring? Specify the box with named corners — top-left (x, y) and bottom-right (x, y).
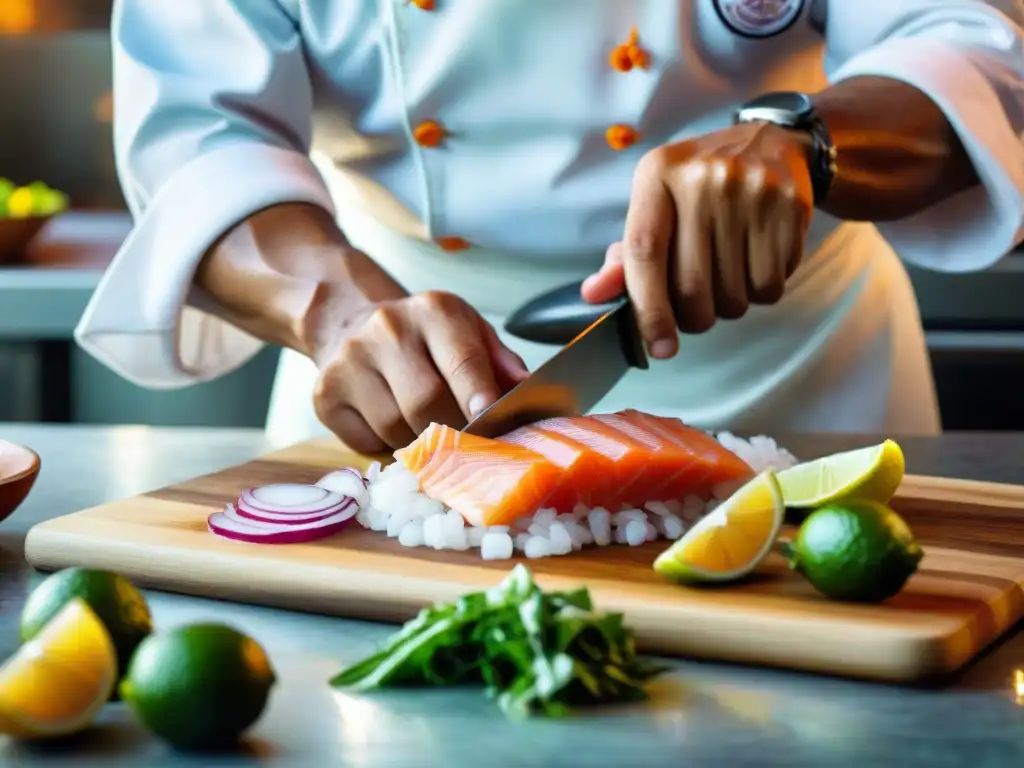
top-left (315, 468), bottom-right (369, 497)
top-left (239, 484), bottom-right (343, 514)
top-left (208, 502), bottom-right (357, 544)
top-left (231, 500), bottom-right (352, 525)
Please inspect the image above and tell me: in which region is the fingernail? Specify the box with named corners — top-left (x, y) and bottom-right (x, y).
top-left (469, 393), bottom-right (492, 417)
top-left (650, 339), bottom-right (676, 359)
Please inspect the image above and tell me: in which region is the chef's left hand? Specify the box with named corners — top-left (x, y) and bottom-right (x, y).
top-left (581, 122), bottom-right (814, 359)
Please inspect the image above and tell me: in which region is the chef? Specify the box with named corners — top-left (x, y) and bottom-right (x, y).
top-left (78, 0), bottom-right (1024, 450)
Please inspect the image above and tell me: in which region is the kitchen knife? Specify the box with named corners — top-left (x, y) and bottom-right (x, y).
top-left (463, 293), bottom-right (648, 439)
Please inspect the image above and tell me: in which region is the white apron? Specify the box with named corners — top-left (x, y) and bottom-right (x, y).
top-left (264, 168), bottom-right (941, 447)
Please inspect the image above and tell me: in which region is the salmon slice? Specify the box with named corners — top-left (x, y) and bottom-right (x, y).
top-left (499, 424), bottom-right (614, 512)
top-left (393, 423), bottom-right (562, 527)
top-left (590, 412), bottom-right (700, 502)
top-left (529, 415), bottom-right (658, 509)
top-left (612, 410), bottom-right (754, 499)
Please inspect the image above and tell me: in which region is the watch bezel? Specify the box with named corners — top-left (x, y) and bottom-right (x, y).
top-left (733, 91), bottom-right (816, 128)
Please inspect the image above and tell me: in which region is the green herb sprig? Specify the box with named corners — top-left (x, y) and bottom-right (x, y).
top-left (329, 565), bottom-right (665, 717)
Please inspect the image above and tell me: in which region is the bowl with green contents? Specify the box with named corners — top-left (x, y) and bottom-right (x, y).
top-left (0, 179), bottom-right (70, 264)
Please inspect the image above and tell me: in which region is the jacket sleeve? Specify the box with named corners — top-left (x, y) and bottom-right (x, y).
top-left (75, 0), bottom-right (336, 389)
top-left (822, 0), bottom-right (1024, 272)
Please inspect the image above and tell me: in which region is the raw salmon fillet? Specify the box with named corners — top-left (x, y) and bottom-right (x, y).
top-left (393, 423), bottom-right (562, 527)
top-left (395, 411), bottom-right (754, 527)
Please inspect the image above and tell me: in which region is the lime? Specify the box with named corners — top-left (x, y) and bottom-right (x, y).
top-left (777, 440), bottom-right (905, 509)
top-left (0, 178), bottom-right (14, 216)
top-left (654, 470), bottom-right (785, 584)
top-left (787, 500), bottom-right (923, 603)
top-left (22, 181), bottom-right (67, 215)
top-left (120, 623), bottom-right (276, 751)
top-left (33, 189), bottom-right (68, 216)
top-left (20, 568), bottom-right (153, 698)
top-left (0, 599), bottom-right (117, 739)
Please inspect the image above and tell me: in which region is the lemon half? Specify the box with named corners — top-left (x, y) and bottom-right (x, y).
top-left (654, 470), bottom-right (785, 584)
top-left (0, 598), bottom-right (117, 739)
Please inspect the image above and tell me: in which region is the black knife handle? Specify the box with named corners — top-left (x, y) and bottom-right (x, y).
top-left (505, 281), bottom-right (618, 345)
top-left (504, 281), bottom-right (648, 369)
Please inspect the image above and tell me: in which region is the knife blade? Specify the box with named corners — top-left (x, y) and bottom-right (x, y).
top-left (463, 297), bottom-right (648, 439)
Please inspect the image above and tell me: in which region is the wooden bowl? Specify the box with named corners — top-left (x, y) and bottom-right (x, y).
top-left (0, 441), bottom-right (41, 523)
top-left (0, 216), bottom-right (51, 265)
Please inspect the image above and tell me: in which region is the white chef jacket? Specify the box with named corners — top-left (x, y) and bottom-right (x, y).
top-left (78, 0), bottom-right (1024, 446)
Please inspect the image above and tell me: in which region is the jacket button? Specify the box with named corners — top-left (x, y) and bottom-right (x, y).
top-left (411, 0), bottom-right (435, 10)
top-left (606, 124), bottom-right (641, 150)
top-left (436, 236), bottom-right (471, 252)
top-left (627, 42), bottom-right (650, 69)
top-left (413, 120), bottom-right (447, 147)
top-left (609, 27), bottom-right (649, 72)
top-left (609, 45), bottom-right (634, 72)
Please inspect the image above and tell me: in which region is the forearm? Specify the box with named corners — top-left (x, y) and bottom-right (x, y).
top-left (812, 76), bottom-right (979, 222)
top-left (193, 203), bottom-right (406, 364)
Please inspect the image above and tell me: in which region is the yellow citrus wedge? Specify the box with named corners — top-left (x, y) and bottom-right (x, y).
top-left (653, 470), bottom-right (785, 584)
top-left (776, 440), bottom-right (905, 509)
top-left (0, 598), bottom-right (116, 739)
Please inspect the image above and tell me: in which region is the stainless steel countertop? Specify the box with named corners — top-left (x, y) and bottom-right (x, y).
top-left (0, 424), bottom-right (1022, 767)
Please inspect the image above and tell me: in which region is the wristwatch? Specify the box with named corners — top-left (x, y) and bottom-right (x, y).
top-left (733, 91), bottom-right (838, 206)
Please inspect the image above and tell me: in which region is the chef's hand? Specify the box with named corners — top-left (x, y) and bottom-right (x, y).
top-left (581, 121), bottom-right (814, 358)
top-left (312, 290), bottom-right (529, 453)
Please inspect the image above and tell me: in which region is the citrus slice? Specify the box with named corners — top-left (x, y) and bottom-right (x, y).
top-left (776, 440), bottom-right (905, 509)
top-left (0, 598), bottom-right (117, 739)
top-left (653, 470), bottom-right (785, 584)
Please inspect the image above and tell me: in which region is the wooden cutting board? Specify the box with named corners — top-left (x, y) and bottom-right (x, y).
top-left (24, 438), bottom-right (1024, 683)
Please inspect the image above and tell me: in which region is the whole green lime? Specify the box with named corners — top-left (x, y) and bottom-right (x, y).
top-left (788, 500), bottom-right (924, 603)
top-left (120, 623), bottom-right (276, 751)
top-left (26, 181), bottom-right (68, 216)
top-left (0, 177), bottom-right (14, 215)
top-left (20, 568), bottom-right (153, 698)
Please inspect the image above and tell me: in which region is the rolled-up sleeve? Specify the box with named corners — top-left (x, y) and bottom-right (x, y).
top-left (822, 0), bottom-right (1024, 272)
top-left (76, 0), bottom-right (335, 389)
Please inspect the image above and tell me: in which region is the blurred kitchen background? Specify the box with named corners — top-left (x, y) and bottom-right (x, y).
top-left (2, 0), bottom-right (1023, 431)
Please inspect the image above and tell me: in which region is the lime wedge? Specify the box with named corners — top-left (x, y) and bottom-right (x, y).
top-left (776, 440), bottom-right (905, 509)
top-left (653, 470), bottom-right (785, 584)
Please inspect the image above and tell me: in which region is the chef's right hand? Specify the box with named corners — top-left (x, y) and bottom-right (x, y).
top-left (311, 291), bottom-right (530, 453)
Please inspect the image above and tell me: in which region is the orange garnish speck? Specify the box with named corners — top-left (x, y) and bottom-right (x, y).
top-left (606, 124), bottom-right (641, 150)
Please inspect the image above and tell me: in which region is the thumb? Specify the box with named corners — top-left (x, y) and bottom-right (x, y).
top-left (581, 241), bottom-right (626, 304)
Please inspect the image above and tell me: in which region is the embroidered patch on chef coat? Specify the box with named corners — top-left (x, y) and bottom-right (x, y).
top-left (713, 0), bottom-right (806, 39)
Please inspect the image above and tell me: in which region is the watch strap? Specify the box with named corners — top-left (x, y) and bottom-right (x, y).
top-left (802, 117), bottom-right (838, 206)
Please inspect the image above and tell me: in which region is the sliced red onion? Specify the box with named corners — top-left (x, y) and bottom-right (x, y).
top-left (315, 468), bottom-right (368, 496)
top-left (231, 500), bottom-right (351, 525)
top-left (208, 502), bottom-right (357, 544)
top-left (239, 484), bottom-right (343, 515)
